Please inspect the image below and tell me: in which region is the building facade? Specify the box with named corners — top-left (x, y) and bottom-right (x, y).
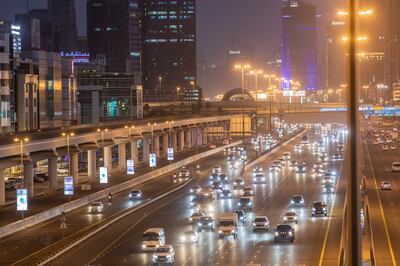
top-left (142, 0), bottom-right (196, 102)
top-left (77, 70), bottom-right (142, 124)
top-left (0, 28), bottom-right (12, 133)
top-left (87, 0), bottom-right (142, 73)
top-left (61, 57), bottom-right (78, 126)
top-left (281, 0), bottom-right (317, 90)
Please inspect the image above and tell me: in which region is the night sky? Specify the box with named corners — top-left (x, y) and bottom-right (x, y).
top-left (1, 0), bottom-right (342, 96)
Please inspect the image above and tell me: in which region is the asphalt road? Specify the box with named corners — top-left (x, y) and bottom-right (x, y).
top-left (49, 127), bottom-right (347, 266)
top-left (363, 126), bottom-right (400, 265)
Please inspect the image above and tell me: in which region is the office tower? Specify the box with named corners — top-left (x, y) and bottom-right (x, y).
top-left (47, 0), bottom-right (78, 52)
top-left (0, 21), bottom-right (12, 133)
top-left (281, 0), bottom-right (317, 90)
top-left (87, 0), bottom-right (142, 73)
top-left (14, 13), bottom-right (41, 51)
top-left (142, 0), bottom-right (196, 102)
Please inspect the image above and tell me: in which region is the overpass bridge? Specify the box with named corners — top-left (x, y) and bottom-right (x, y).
top-left (0, 114), bottom-right (252, 205)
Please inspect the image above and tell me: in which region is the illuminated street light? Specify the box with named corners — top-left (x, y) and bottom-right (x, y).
top-left (97, 128), bottom-right (108, 144)
top-left (125, 125), bottom-right (135, 137)
top-left (249, 69), bottom-right (263, 143)
top-left (234, 64), bottom-right (251, 139)
top-left (176, 86), bottom-right (180, 102)
top-left (61, 132), bottom-right (75, 174)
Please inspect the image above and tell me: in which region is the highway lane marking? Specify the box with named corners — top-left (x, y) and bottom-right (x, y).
top-left (318, 139), bottom-right (346, 266)
top-left (365, 140), bottom-right (397, 266)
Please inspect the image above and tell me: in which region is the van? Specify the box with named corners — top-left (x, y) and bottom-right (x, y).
top-left (218, 212), bottom-right (238, 239)
top-left (142, 228), bottom-right (165, 251)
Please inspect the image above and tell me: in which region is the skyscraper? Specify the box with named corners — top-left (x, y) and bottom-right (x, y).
top-left (142, 0), bottom-right (196, 102)
top-left (47, 0), bottom-right (78, 52)
top-left (87, 0), bottom-right (142, 73)
top-left (281, 0), bottom-right (317, 90)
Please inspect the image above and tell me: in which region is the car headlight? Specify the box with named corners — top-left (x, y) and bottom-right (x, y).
top-left (323, 208), bottom-right (327, 211)
top-left (181, 236), bottom-right (186, 241)
top-left (312, 208), bottom-right (316, 211)
top-left (129, 193), bottom-right (132, 197)
top-left (166, 255), bottom-right (172, 258)
top-left (288, 231), bottom-right (293, 236)
top-left (208, 222), bottom-right (213, 226)
top-left (284, 217), bottom-right (287, 220)
top-left (189, 217), bottom-right (192, 221)
top-left (238, 203), bottom-right (241, 206)
top-left (253, 222), bottom-right (256, 226)
top-left (198, 223), bottom-right (202, 226)
top-left (300, 200), bottom-right (304, 203)
top-left (231, 229), bottom-right (235, 233)
top-left (219, 230), bottom-right (222, 233)
top-left (291, 200), bottom-right (294, 204)
top-left (153, 255), bottom-right (158, 259)
top-left (143, 244), bottom-right (147, 248)
top-left (275, 232), bottom-right (279, 236)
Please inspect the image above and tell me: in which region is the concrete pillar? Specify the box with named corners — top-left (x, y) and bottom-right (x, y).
top-left (143, 138), bottom-right (150, 162)
top-left (0, 169), bottom-right (5, 206)
top-left (162, 134), bottom-right (169, 155)
top-left (179, 131), bottom-right (185, 150)
top-left (202, 129), bottom-right (208, 145)
top-left (153, 136), bottom-right (160, 157)
top-left (118, 143), bottom-right (126, 169)
top-left (191, 129), bottom-right (197, 147)
top-left (172, 132), bottom-right (177, 151)
top-left (88, 149), bottom-right (97, 180)
top-left (185, 130), bottom-right (192, 148)
top-left (48, 156), bottom-right (58, 190)
top-left (224, 123), bottom-right (229, 139)
top-left (131, 140), bottom-right (139, 162)
top-left (104, 146), bottom-right (112, 170)
top-left (23, 161), bottom-right (34, 198)
top-left (70, 153), bottom-right (79, 185)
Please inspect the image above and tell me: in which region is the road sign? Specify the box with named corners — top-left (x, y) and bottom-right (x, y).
top-left (127, 159), bottom-right (135, 175)
top-left (60, 221), bottom-right (67, 230)
top-left (64, 176), bottom-right (74, 195)
top-left (149, 153), bottom-right (157, 167)
top-left (99, 167), bottom-right (108, 183)
top-left (16, 189), bottom-right (27, 211)
top-left (167, 148), bottom-right (174, 161)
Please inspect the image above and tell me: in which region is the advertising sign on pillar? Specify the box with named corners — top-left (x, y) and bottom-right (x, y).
top-left (16, 189), bottom-right (28, 211)
top-left (64, 176), bottom-right (74, 195)
top-left (127, 159), bottom-right (135, 175)
top-left (99, 167), bottom-right (108, 184)
top-left (167, 148), bottom-right (174, 161)
top-left (149, 153), bottom-right (157, 167)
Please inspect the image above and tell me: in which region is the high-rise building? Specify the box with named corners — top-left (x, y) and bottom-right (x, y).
top-left (14, 13), bottom-right (41, 51)
top-left (87, 0), bottom-right (143, 73)
top-left (0, 22), bottom-right (12, 133)
top-left (324, 19), bottom-right (346, 90)
top-left (48, 0), bottom-right (78, 53)
top-left (142, 0), bottom-right (196, 102)
top-left (281, 0), bottom-right (317, 90)
top-left (383, 0), bottom-right (400, 98)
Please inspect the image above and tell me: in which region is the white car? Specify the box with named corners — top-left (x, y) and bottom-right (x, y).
top-left (380, 181), bottom-right (392, 190)
top-left (294, 144), bottom-right (302, 151)
top-left (189, 212), bottom-right (205, 223)
top-left (233, 178), bottom-right (245, 188)
top-left (212, 166), bottom-right (222, 174)
top-left (88, 202), bottom-right (104, 214)
top-left (129, 189), bottom-right (143, 199)
top-left (152, 245), bottom-right (175, 264)
top-left (252, 216), bottom-right (270, 231)
top-left (179, 169), bottom-right (190, 178)
top-left (283, 211), bottom-right (298, 224)
top-left (322, 176), bottom-right (334, 184)
top-left (190, 185), bottom-right (201, 194)
top-left (57, 167), bottom-right (69, 175)
top-left (180, 230), bottom-right (199, 243)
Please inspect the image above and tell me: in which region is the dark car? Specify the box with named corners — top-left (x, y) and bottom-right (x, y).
top-left (274, 224), bottom-right (295, 242)
top-left (233, 210), bottom-right (246, 223)
top-left (197, 216), bottom-right (216, 232)
top-left (312, 201), bottom-right (328, 217)
top-left (332, 153), bottom-right (342, 160)
top-left (219, 189), bottom-right (232, 199)
top-left (218, 173), bottom-right (228, 182)
top-left (209, 173), bottom-right (220, 182)
top-left (296, 165), bottom-right (306, 174)
top-left (237, 197), bottom-right (253, 209)
top-left (290, 195), bottom-right (305, 207)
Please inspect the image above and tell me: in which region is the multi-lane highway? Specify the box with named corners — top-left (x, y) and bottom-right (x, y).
top-left (39, 126), bottom-right (348, 266)
top-left (363, 124), bottom-right (400, 265)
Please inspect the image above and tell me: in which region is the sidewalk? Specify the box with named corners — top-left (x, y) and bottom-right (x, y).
top-left (0, 144), bottom-right (219, 227)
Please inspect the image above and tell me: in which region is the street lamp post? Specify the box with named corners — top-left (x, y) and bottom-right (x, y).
top-left (14, 137), bottom-right (29, 186)
top-left (235, 64), bottom-right (251, 140)
top-left (264, 74), bottom-right (275, 133)
top-left (61, 133), bottom-right (75, 175)
top-left (176, 87), bottom-right (180, 102)
top-left (249, 70), bottom-right (263, 146)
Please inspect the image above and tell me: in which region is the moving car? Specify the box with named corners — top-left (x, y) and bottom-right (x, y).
top-left (294, 144), bottom-right (302, 151)
top-left (197, 216), bottom-right (216, 232)
top-left (142, 228), bottom-right (166, 251)
top-left (180, 231), bottom-right (199, 243)
top-left (392, 162), bottom-right (400, 172)
top-left (296, 165), bottom-right (306, 174)
top-left (290, 160), bottom-right (298, 168)
top-left (129, 189), bottom-right (143, 199)
top-left (283, 211), bottom-right (298, 224)
top-left (189, 212), bottom-right (205, 223)
top-left (233, 209), bottom-right (246, 223)
top-left (322, 176), bottom-right (334, 185)
top-left (179, 169), bottom-right (190, 178)
top-left (332, 153), bottom-right (342, 160)
top-left (252, 166), bottom-right (263, 174)
top-left (218, 212), bottom-right (238, 239)
top-left (190, 185), bottom-right (201, 194)
top-left (290, 195), bottom-right (305, 207)
top-left (252, 216), bottom-right (270, 231)
top-left (233, 178), bottom-right (245, 189)
top-left (380, 181), bottom-right (392, 190)
top-left (152, 245), bottom-right (175, 264)
top-left (237, 197), bottom-right (254, 209)
top-left (311, 201), bottom-right (328, 217)
top-left (253, 172), bottom-right (266, 183)
top-left (274, 224), bottom-right (295, 243)
top-left (209, 144), bottom-right (217, 149)
top-left (219, 189), bottom-right (232, 199)
top-left (323, 183), bottom-right (335, 193)
top-left (88, 202), bottom-right (104, 214)
top-left (211, 181), bottom-right (223, 192)
top-left (212, 166), bottom-right (222, 174)
top-left (242, 186), bottom-right (254, 195)
top-left (283, 152), bottom-right (291, 161)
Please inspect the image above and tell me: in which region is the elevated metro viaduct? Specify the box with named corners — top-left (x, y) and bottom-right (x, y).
top-left (0, 114), bottom-right (252, 206)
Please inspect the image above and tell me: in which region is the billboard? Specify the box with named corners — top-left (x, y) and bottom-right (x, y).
top-left (167, 148), bottom-right (174, 161)
top-left (149, 153), bottom-right (157, 167)
top-left (16, 189), bottom-right (28, 211)
top-left (99, 167), bottom-right (108, 184)
top-left (127, 159), bottom-right (135, 175)
top-left (64, 176), bottom-right (74, 195)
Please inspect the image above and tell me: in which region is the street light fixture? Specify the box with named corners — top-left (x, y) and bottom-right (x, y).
top-left (125, 125), bottom-right (135, 137)
top-left (97, 128), bottom-right (108, 145)
top-left (234, 64), bottom-right (251, 139)
top-left (14, 137), bottom-right (29, 185)
top-left (61, 133), bottom-right (75, 175)
top-left (264, 74), bottom-right (276, 133)
top-left (249, 69), bottom-right (263, 142)
top-left (176, 87), bottom-right (180, 102)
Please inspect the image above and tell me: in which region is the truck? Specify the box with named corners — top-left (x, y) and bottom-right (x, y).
top-left (218, 212), bottom-right (238, 239)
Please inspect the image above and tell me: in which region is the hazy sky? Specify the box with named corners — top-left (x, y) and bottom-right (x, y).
top-left (0, 0), bottom-right (342, 65)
